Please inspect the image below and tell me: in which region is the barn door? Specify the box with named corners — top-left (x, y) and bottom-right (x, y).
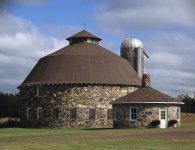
top-left (159, 109), bottom-right (168, 128)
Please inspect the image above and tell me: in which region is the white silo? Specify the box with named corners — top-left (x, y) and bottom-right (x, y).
top-left (120, 37), bottom-right (148, 79)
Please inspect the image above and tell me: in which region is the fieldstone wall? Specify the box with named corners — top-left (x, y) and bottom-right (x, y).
top-left (113, 103), bottom-right (181, 128)
top-left (19, 84), bottom-right (138, 128)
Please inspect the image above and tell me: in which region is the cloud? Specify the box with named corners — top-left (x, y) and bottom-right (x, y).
top-left (92, 0), bottom-right (195, 97)
top-left (94, 0), bottom-right (195, 35)
top-left (0, 11), bottom-right (66, 93)
top-left (144, 31), bottom-right (195, 96)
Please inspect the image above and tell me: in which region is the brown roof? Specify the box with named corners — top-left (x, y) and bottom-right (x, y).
top-left (112, 87), bottom-right (176, 103)
top-left (20, 42), bottom-right (141, 86)
top-left (66, 30), bottom-right (101, 41)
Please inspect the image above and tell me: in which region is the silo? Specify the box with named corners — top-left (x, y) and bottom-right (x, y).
top-left (120, 37), bottom-right (146, 79)
top-left (134, 48), bottom-right (143, 78)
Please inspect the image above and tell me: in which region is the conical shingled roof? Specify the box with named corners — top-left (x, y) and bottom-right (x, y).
top-left (20, 30), bottom-right (141, 87)
top-left (112, 87), bottom-right (179, 103)
top-left (66, 30), bottom-right (101, 41)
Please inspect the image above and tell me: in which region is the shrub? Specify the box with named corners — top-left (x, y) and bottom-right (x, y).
top-left (149, 120), bottom-right (160, 128)
top-left (168, 120), bottom-right (177, 127)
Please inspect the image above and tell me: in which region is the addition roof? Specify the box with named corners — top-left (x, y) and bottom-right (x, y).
top-left (112, 87), bottom-right (183, 104)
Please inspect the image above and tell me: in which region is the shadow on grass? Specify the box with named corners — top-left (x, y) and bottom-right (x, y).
top-left (81, 128), bottom-right (114, 130)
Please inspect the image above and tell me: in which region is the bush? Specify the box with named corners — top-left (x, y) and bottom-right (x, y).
top-left (0, 118), bottom-right (20, 128)
top-left (168, 120), bottom-right (177, 127)
top-left (149, 120), bottom-right (160, 128)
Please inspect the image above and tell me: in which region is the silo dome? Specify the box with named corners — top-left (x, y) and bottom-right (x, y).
top-left (120, 37), bottom-right (144, 49)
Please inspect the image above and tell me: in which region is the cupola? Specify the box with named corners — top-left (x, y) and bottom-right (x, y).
top-left (66, 30), bottom-right (101, 45)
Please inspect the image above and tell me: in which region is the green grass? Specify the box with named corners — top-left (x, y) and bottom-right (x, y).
top-left (1, 123), bottom-right (195, 150)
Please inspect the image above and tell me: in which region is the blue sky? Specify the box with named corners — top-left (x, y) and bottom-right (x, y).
top-left (0, 0), bottom-right (195, 97)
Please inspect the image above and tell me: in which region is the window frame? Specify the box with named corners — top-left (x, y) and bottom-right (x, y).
top-left (107, 109), bottom-right (113, 120)
top-left (129, 107), bottom-right (137, 121)
top-left (37, 107), bottom-right (43, 120)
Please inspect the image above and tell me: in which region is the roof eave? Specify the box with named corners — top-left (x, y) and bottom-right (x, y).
top-left (112, 102), bottom-right (184, 105)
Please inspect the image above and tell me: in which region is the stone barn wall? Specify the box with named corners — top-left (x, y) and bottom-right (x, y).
top-left (113, 103), bottom-right (181, 128)
top-left (19, 84), bottom-right (138, 128)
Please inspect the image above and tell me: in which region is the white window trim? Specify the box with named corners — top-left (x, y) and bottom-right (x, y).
top-left (37, 107), bottom-right (43, 120)
top-left (27, 107), bottom-right (30, 120)
top-left (129, 107), bottom-right (137, 121)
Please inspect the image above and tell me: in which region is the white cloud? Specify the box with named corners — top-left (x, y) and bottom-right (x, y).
top-left (94, 0), bottom-right (195, 35)
top-left (92, 0), bottom-right (195, 96)
top-left (143, 31), bottom-right (195, 97)
top-left (0, 11), bottom-right (66, 93)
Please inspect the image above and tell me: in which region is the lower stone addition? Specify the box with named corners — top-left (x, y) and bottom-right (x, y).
top-left (19, 84), bottom-right (138, 128)
top-left (113, 103), bottom-right (181, 128)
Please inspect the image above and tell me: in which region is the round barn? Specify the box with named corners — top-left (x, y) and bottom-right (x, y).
top-left (19, 30), bottom-right (141, 128)
top-left (18, 30), bottom-right (183, 128)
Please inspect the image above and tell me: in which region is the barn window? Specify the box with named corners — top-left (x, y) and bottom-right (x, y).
top-left (26, 107), bottom-right (30, 120)
top-left (70, 108), bottom-right (77, 119)
top-left (52, 107), bottom-right (59, 120)
top-left (89, 108), bottom-right (96, 120)
top-left (107, 109), bottom-right (113, 120)
top-left (37, 107), bottom-right (43, 120)
top-left (130, 107), bottom-right (137, 121)
top-left (37, 85), bottom-right (44, 97)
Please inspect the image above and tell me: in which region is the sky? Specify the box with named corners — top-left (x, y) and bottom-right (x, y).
top-left (0, 0), bottom-right (195, 97)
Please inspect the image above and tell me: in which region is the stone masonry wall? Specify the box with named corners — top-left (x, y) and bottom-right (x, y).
top-left (20, 84), bottom-right (138, 128)
top-left (113, 103), bottom-right (181, 128)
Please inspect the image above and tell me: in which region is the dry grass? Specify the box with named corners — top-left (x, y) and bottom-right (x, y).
top-left (181, 113), bottom-right (195, 123)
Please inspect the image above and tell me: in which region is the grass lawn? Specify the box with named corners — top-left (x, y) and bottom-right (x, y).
top-left (0, 123), bottom-right (195, 150)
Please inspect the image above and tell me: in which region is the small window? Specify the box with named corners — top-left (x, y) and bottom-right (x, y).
top-left (70, 108), bottom-right (77, 119)
top-left (26, 107), bottom-right (30, 120)
top-left (89, 108), bottom-right (96, 120)
top-left (37, 107), bottom-right (43, 120)
top-left (130, 107), bottom-right (137, 121)
top-left (37, 85), bottom-right (44, 97)
top-left (52, 107), bottom-right (59, 120)
top-left (107, 109), bottom-right (113, 120)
